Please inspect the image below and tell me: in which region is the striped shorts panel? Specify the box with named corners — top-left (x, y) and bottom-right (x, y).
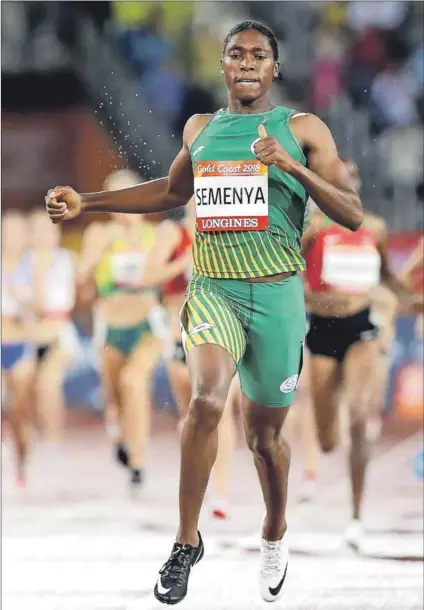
top-left (180, 279), bottom-right (247, 365)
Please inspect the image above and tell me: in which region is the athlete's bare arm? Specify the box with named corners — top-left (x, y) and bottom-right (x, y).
top-left (370, 214), bottom-right (415, 303)
top-left (402, 236), bottom-right (424, 288)
top-left (253, 116), bottom-right (363, 231)
top-left (140, 220), bottom-right (192, 287)
top-left (300, 210), bottom-right (325, 307)
top-left (301, 209), bottom-right (325, 252)
top-left (45, 116), bottom-right (210, 223)
top-left (77, 222), bottom-right (111, 285)
top-left (291, 116), bottom-right (363, 231)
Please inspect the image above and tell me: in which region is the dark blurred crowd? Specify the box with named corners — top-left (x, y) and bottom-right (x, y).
top-left (112, 2), bottom-right (218, 134)
top-left (309, 1), bottom-right (423, 134)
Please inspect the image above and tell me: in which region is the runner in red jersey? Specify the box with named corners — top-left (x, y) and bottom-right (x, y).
top-left (162, 199), bottom-right (238, 520)
top-left (303, 159), bottom-right (417, 550)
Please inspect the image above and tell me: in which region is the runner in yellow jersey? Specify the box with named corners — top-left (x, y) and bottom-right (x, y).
top-left (45, 20), bottom-right (363, 605)
top-left (77, 170), bottom-right (189, 493)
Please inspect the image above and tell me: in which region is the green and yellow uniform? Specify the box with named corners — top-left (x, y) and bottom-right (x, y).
top-left (181, 106), bottom-right (308, 406)
top-left (95, 222), bottom-right (157, 357)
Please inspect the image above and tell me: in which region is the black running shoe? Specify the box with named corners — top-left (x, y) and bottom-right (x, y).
top-left (130, 468), bottom-right (144, 486)
top-left (115, 443), bottom-right (129, 467)
top-left (154, 532), bottom-right (204, 605)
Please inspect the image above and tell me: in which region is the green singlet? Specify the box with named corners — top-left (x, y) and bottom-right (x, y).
top-left (181, 106), bottom-right (308, 407)
top-left (191, 106), bottom-right (308, 280)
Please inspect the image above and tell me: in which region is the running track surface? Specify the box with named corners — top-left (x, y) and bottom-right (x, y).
top-left (2, 424), bottom-right (423, 610)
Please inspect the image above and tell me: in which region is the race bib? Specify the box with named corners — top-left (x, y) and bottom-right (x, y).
top-left (322, 244), bottom-right (381, 293)
top-left (111, 252), bottom-right (147, 288)
top-left (45, 284), bottom-right (75, 312)
top-left (194, 160), bottom-right (268, 231)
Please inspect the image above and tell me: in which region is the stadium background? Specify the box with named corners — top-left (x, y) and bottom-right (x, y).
top-left (2, 0), bottom-right (423, 427)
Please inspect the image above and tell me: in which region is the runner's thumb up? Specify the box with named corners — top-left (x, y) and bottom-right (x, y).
top-left (258, 124), bottom-right (268, 139)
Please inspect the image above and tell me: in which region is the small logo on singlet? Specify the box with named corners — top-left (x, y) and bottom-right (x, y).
top-left (192, 145), bottom-right (205, 157)
top-left (280, 374), bottom-right (299, 393)
top-left (190, 323), bottom-right (214, 335)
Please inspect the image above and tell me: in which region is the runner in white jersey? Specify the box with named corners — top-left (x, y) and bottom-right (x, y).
top-left (2, 211), bottom-right (36, 486)
top-left (303, 160), bottom-right (418, 549)
top-left (29, 210), bottom-right (78, 449)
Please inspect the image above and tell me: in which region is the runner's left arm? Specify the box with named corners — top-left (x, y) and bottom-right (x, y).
top-left (290, 115), bottom-right (363, 231)
top-left (253, 117), bottom-right (363, 231)
top-left (377, 219), bottom-right (423, 313)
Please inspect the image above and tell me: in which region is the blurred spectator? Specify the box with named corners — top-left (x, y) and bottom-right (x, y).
top-left (347, 1), bottom-right (407, 33)
top-left (370, 60), bottom-right (419, 132)
top-left (323, 1), bottom-right (348, 30)
top-left (113, 1), bottom-right (194, 42)
top-left (112, 1), bottom-right (151, 30)
top-left (411, 44), bottom-right (424, 89)
top-left (141, 61), bottom-right (185, 127)
top-left (176, 81), bottom-right (217, 134)
top-left (193, 25), bottom-right (224, 95)
top-left (112, 2), bottom-right (218, 134)
top-left (116, 5), bottom-right (171, 75)
top-left (377, 126), bottom-right (424, 184)
top-left (79, 2), bottom-right (111, 33)
top-left (346, 28), bottom-right (388, 107)
top-left (310, 30), bottom-right (345, 114)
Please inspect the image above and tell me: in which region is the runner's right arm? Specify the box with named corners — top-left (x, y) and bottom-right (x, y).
top-left (138, 220), bottom-right (192, 288)
top-left (44, 117), bottom-right (206, 223)
top-left (401, 237), bottom-right (424, 289)
top-left (77, 222), bottom-right (110, 285)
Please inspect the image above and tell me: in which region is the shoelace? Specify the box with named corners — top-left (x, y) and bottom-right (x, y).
top-left (160, 545), bottom-right (193, 587)
top-left (260, 540), bottom-right (285, 575)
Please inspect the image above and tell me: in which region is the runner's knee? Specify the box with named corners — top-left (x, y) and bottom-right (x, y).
top-left (188, 391), bottom-right (226, 433)
top-left (349, 417), bottom-right (367, 442)
top-left (245, 424), bottom-right (282, 462)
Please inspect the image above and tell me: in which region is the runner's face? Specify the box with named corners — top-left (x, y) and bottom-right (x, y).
top-left (221, 30), bottom-right (278, 103)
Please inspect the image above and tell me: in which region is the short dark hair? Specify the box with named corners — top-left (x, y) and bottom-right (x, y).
top-left (223, 20), bottom-right (280, 61)
top-left (222, 20), bottom-right (282, 80)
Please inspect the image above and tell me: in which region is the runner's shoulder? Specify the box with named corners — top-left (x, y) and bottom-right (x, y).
top-left (289, 112), bottom-right (325, 133)
top-left (289, 113), bottom-right (337, 153)
top-left (183, 114), bottom-right (213, 148)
